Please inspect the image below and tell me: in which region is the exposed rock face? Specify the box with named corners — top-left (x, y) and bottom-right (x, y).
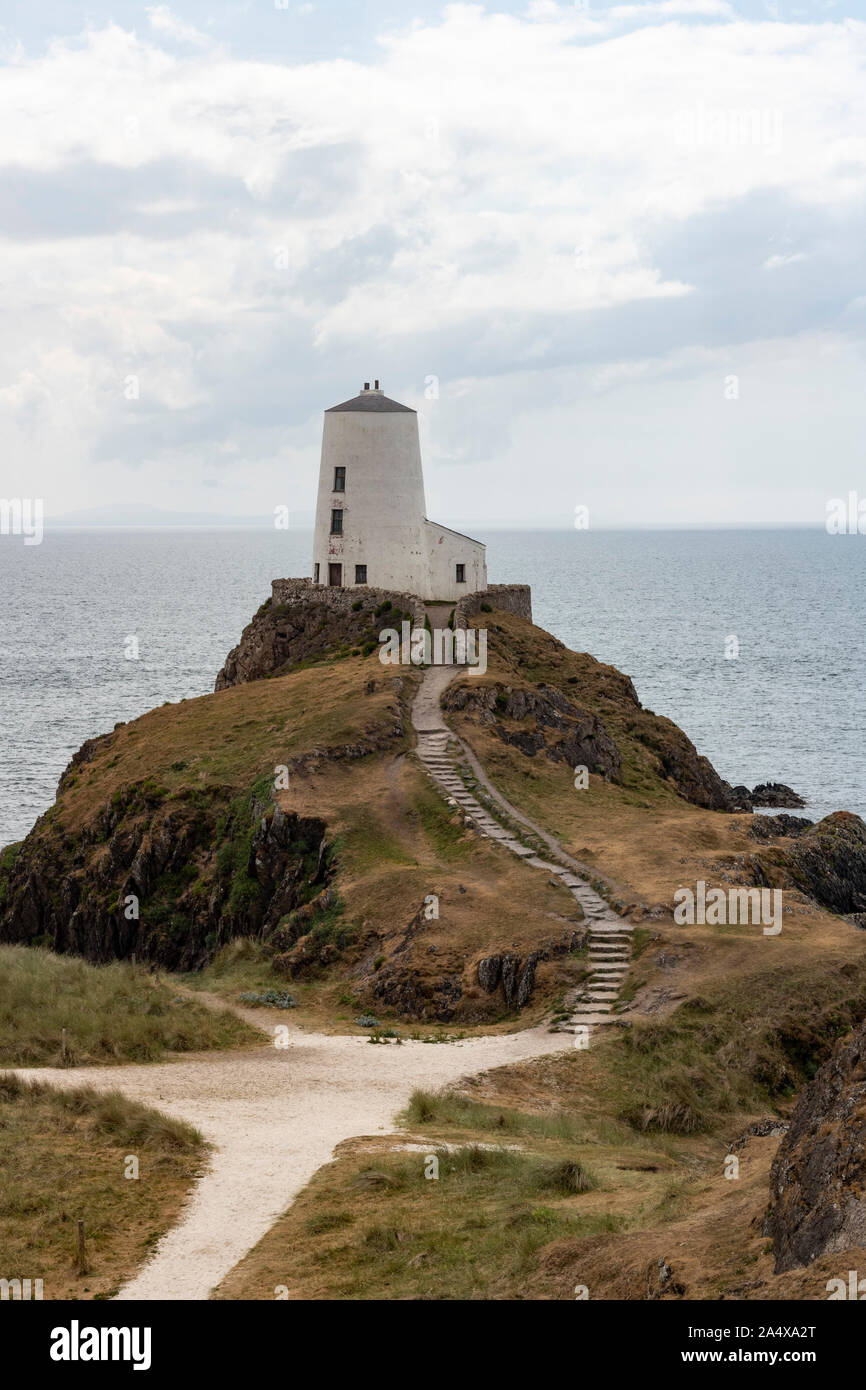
top-left (752, 812), bottom-right (866, 917)
top-left (443, 681), bottom-right (623, 783)
top-left (476, 931), bottom-right (585, 1010)
top-left (751, 782), bottom-right (806, 809)
top-left (215, 580), bottom-right (424, 690)
top-left (0, 775), bottom-right (330, 971)
top-left (445, 664), bottom-right (752, 811)
top-left (728, 785), bottom-right (755, 812)
top-left (748, 813), bottom-right (814, 842)
top-left (634, 717), bottom-right (737, 811)
top-left (766, 1018), bottom-right (866, 1273)
top-left (269, 885), bottom-right (348, 978)
top-left (477, 955), bottom-right (502, 993)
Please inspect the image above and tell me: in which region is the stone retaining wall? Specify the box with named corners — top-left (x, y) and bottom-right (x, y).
top-left (455, 584), bottom-right (532, 627)
top-left (270, 578), bottom-right (425, 626)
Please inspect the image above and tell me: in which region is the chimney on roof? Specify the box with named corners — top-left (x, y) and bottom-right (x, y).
top-left (374, 379), bottom-right (379, 389)
top-left (363, 381), bottom-right (370, 390)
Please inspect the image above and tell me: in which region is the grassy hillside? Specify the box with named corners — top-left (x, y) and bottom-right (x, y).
top-left (202, 608), bottom-right (866, 1300)
top-left (0, 636), bottom-right (593, 1024)
top-left (0, 1073), bottom-right (206, 1300)
top-left (0, 945), bottom-right (257, 1066)
top-left (0, 656), bottom-right (414, 971)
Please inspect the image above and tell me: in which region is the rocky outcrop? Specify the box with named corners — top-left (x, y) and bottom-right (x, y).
top-left (368, 967), bottom-right (465, 1022)
top-left (766, 1017), bottom-right (866, 1272)
top-left (476, 930), bottom-right (585, 1010)
top-left (750, 812), bottom-right (866, 917)
top-left (751, 782), bottom-right (806, 809)
top-left (215, 581), bottom-right (424, 690)
top-left (748, 813), bottom-right (814, 842)
top-left (0, 775), bottom-right (331, 971)
top-left (631, 716), bottom-right (738, 811)
top-left (443, 681), bottom-right (623, 783)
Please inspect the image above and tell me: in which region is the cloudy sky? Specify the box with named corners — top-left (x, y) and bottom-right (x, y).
top-left (1, 0), bottom-right (864, 527)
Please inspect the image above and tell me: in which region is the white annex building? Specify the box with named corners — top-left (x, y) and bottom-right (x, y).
top-left (311, 382), bottom-right (487, 601)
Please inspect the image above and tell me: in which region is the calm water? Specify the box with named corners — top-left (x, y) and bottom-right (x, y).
top-left (0, 528), bottom-right (863, 846)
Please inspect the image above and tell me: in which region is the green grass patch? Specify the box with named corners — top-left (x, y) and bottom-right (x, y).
top-left (0, 945), bottom-right (257, 1066)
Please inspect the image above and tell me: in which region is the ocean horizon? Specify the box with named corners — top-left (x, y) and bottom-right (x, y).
top-left (1, 525), bottom-right (863, 847)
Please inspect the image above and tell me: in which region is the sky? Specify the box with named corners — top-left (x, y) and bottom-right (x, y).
top-left (1, 0), bottom-right (864, 528)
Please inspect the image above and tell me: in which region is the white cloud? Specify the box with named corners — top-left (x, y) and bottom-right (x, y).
top-left (0, 6), bottom-right (863, 520)
top-left (610, 0), bottom-right (735, 20)
top-left (763, 250), bottom-right (808, 268)
top-left (146, 6), bottom-right (211, 48)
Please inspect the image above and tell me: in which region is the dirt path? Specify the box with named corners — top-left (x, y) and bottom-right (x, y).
top-left (12, 1019), bottom-right (572, 1301)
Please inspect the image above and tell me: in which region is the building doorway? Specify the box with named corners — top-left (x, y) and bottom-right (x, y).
top-left (328, 563), bottom-right (342, 586)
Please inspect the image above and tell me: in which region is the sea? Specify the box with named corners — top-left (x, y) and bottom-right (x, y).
top-left (0, 528), bottom-right (863, 848)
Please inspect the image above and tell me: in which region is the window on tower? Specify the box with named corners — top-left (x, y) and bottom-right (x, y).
top-left (333, 466), bottom-right (346, 492)
top-left (456, 563), bottom-right (466, 583)
top-left (355, 564), bottom-right (367, 584)
top-left (314, 562), bottom-right (320, 583)
top-left (330, 509), bottom-right (343, 535)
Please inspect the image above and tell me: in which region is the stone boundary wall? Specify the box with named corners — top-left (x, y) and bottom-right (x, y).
top-left (270, 577), bottom-right (426, 627)
top-left (455, 584), bottom-right (532, 628)
top-left (268, 577), bottom-right (529, 630)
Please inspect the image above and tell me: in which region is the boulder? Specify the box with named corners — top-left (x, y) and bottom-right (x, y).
top-left (775, 812), bottom-right (866, 916)
top-left (751, 782), bottom-right (806, 809)
top-left (766, 1017), bottom-right (866, 1272)
top-left (748, 813), bottom-right (814, 842)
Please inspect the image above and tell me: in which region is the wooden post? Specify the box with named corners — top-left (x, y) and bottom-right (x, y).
top-left (61, 1028), bottom-right (66, 1061)
top-left (76, 1220), bottom-right (87, 1274)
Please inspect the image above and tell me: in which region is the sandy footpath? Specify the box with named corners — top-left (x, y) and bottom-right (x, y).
top-left (11, 1018), bottom-right (573, 1300)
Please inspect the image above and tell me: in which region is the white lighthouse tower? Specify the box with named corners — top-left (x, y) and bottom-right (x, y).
top-left (311, 381), bottom-right (486, 601)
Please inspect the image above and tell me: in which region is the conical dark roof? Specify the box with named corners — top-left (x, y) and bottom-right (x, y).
top-left (326, 391), bottom-right (415, 414)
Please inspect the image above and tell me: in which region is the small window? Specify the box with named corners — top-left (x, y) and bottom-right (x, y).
top-left (333, 466), bottom-right (346, 492)
top-left (456, 563), bottom-right (466, 583)
top-left (330, 509), bottom-right (343, 535)
top-left (314, 562), bottom-right (320, 584)
top-left (355, 564), bottom-right (367, 584)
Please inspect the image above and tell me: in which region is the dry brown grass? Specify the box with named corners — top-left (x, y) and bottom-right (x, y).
top-left (211, 1086), bottom-right (675, 1301)
top-left (0, 1074), bottom-right (206, 1300)
top-left (50, 653), bottom-right (412, 835)
top-left (0, 945), bottom-right (258, 1066)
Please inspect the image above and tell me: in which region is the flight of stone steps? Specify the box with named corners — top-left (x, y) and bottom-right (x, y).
top-left (414, 724), bottom-right (633, 1036)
